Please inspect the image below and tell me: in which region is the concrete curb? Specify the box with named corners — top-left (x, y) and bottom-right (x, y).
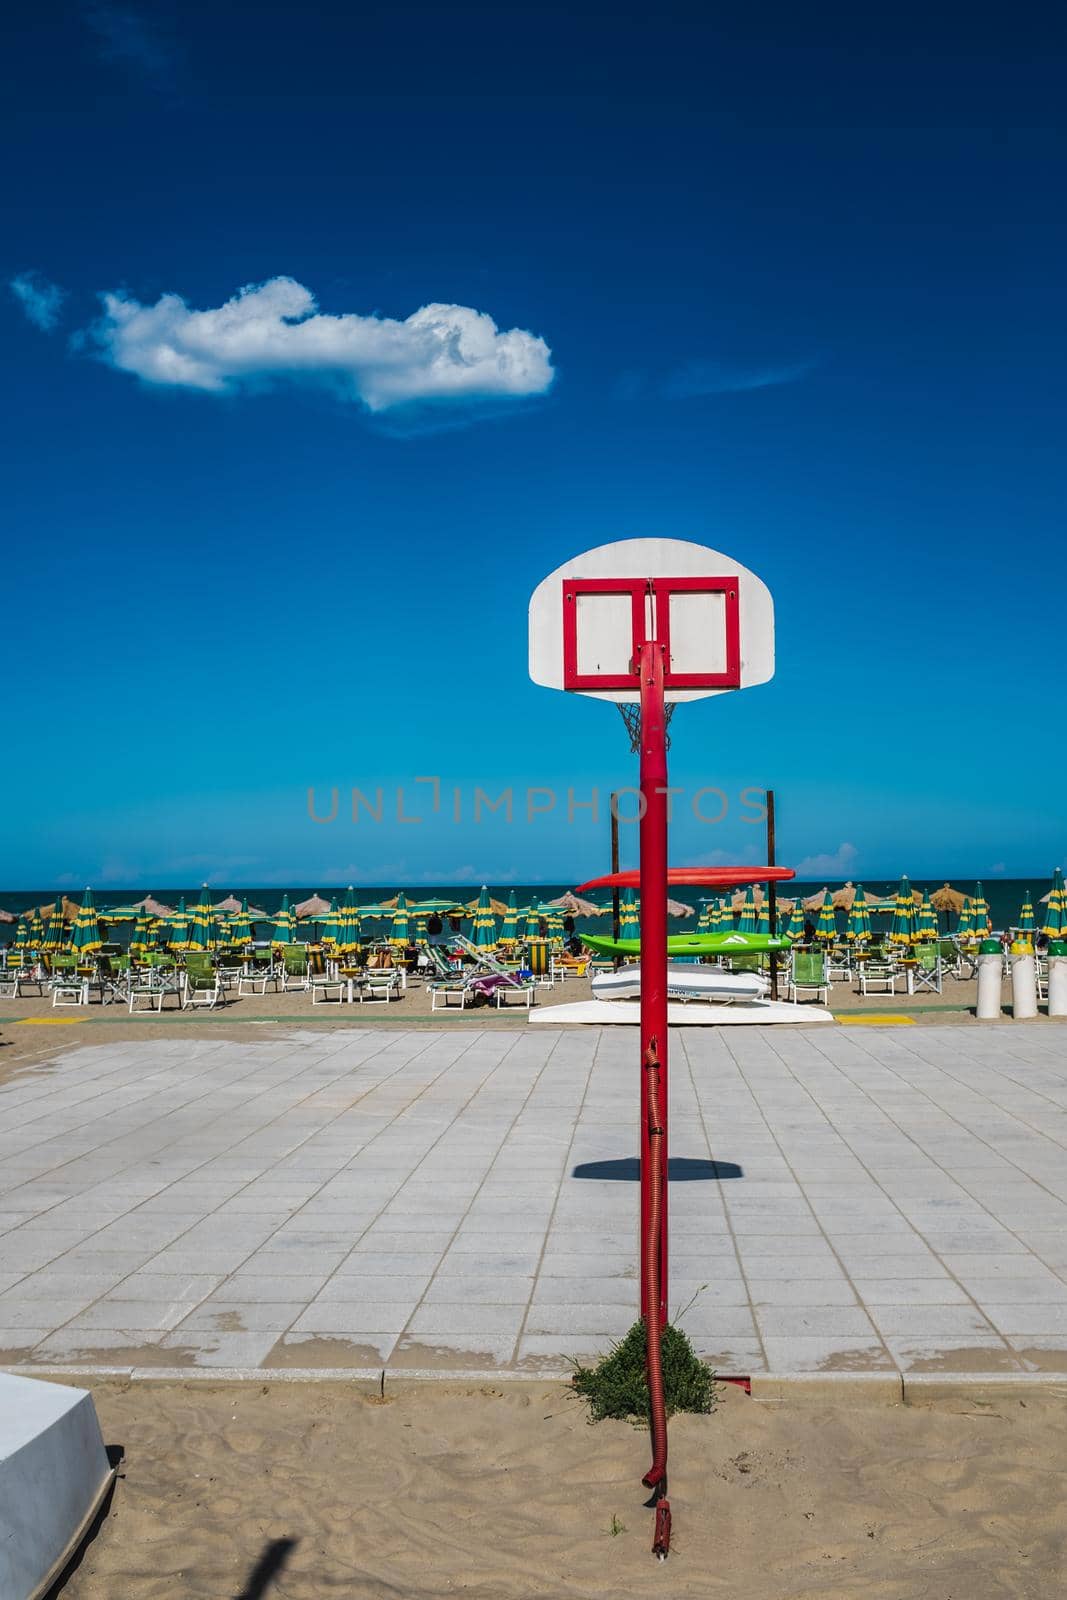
top-left (9, 1364), bottom-right (1067, 1400)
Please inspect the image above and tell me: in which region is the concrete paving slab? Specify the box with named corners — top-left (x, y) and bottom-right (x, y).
top-left (2, 1022), bottom-right (1067, 1377)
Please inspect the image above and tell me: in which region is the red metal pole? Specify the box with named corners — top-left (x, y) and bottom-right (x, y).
top-left (638, 638), bottom-right (668, 1328)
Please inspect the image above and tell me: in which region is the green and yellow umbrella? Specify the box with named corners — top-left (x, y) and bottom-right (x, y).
top-left (697, 901), bottom-right (715, 933)
top-left (167, 895), bottom-right (190, 949)
top-left (499, 891), bottom-right (520, 945)
top-left (778, 903), bottom-right (802, 942)
top-left (1041, 869), bottom-right (1067, 938)
top-left (335, 886), bottom-right (362, 955)
top-left (320, 897), bottom-right (342, 946)
top-left (971, 882), bottom-right (991, 940)
top-left (225, 896), bottom-right (257, 945)
top-left (524, 896), bottom-right (544, 941)
top-left (471, 885), bottom-right (497, 949)
top-left (412, 914), bottom-right (428, 946)
top-left (269, 893), bottom-right (294, 948)
top-left (42, 900), bottom-right (68, 952)
top-left (543, 906), bottom-right (563, 944)
top-left (70, 888), bottom-right (103, 957)
top-left (26, 909), bottom-right (44, 950)
top-left (889, 876), bottom-right (918, 948)
top-left (957, 897), bottom-right (975, 943)
top-left (187, 885), bottom-right (220, 951)
top-left (846, 884), bottom-right (873, 944)
top-left (737, 885), bottom-right (759, 935)
top-left (917, 889), bottom-right (938, 943)
top-left (390, 892), bottom-right (411, 947)
top-left (130, 909), bottom-right (155, 956)
top-left (619, 888), bottom-right (639, 940)
top-left (756, 894), bottom-right (771, 936)
top-left (814, 889), bottom-right (837, 944)
top-left (1017, 890), bottom-right (1035, 937)
top-left (12, 915), bottom-right (29, 952)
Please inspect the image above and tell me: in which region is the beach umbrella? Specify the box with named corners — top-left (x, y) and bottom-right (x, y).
top-left (26, 908), bottom-right (45, 950)
top-left (755, 895), bottom-right (771, 936)
top-left (523, 896), bottom-right (543, 940)
top-left (471, 885), bottom-right (497, 949)
top-left (188, 885), bottom-right (220, 951)
top-left (12, 915), bottom-right (29, 951)
top-left (412, 914), bottom-right (428, 946)
top-left (736, 885), bottom-right (759, 935)
top-left (225, 895), bottom-right (257, 945)
top-left (390, 892), bottom-right (412, 947)
top-left (42, 900), bottom-right (68, 952)
top-left (917, 890), bottom-right (938, 943)
top-left (971, 882), bottom-right (991, 939)
top-left (295, 893), bottom-right (332, 921)
top-left (813, 889), bottom-right (837, 944)
top-left (778, 903), bottom-right (803, 942)
top-left (697, 901), bottom-right (715, 933)
top-left (889, 876), bottom-right (918, 948)
top-left (318, 897), bottom-right (342, 946)
top-left (335, 886), bottom-right (362, 955)
top-left (269, 893), bottom-right (295, 948)
top-left (167, 895), bottom-right (190, 949)
top-left (499, 891), bottom-right (520, 944)
top-left (845, 884), bottom-right (873, 944)
top-left (212, 894), bottom-right (243, 917)
top-left (1041, 870), bottom-right (1067, 938)
top-left (957, 897), bottom-right (975, 943)
top-left (543, 906), bottom-right (564, 944)
top-left (619, 888), bottom-right (640, 940)
top-left (70, 888), bottom-right (103, 957)
top-left (930, 883), bottom-right (966, 921)
top-left (1015, 889), bottom-right (1035, 946)
top-left (130, 909), bottom-right (156, 956)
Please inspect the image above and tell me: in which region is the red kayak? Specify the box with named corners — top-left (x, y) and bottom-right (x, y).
top-left (575, 866), bottom-right (795, 892)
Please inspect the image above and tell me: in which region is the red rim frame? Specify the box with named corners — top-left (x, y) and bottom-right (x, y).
top-left (561, 576), bottom-right (741, 692)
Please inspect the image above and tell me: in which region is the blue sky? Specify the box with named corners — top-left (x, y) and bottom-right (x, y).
top-left (6, 1), bottom-right (1066, 889)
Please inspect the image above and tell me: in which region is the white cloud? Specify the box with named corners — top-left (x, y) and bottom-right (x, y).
top-left (88, 276), bottom-right (554, 414)
top-left (794, 842), bottom-right (858, 879)
top-left (10, 272), bottom-right (66, 332)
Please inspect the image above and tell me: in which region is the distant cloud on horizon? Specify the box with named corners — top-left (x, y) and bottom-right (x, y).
top-left (10, 272), bottom-right (66, 332)
top-left (84, 275), bottom-right (555, 418)
top-left (663, 356), bottom-right (818, 399)
top-left (794, 841), bottom-right (858, 879)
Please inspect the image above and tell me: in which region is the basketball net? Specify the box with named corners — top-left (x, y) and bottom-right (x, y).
top-left (617, 701), bottom-right (675, 753)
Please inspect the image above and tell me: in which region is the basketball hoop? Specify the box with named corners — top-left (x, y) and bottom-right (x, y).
top-left (618, 701), bottom-right (675, 753)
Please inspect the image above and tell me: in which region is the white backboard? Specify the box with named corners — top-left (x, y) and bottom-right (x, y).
top-left (528, 537), bottom-right (774, 702)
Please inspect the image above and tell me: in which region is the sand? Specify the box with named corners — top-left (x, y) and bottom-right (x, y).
top-left (55, 1379), bottom-right (1067, 1598)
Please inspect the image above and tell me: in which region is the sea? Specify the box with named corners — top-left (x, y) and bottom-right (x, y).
top-left (0, 880), bottom-right (1043, 938)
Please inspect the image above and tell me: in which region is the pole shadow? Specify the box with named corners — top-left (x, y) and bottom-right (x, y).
top-left (234, 1537), bottom-right (300, 1599)
top-left (571, 1157), bottom-right (742, 1181)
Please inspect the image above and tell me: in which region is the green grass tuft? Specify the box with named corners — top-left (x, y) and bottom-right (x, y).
top-left (570, 1319), bottom-right (717, 1423)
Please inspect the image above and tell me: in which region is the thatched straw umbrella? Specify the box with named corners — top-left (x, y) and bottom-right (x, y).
top-left (831, 882), bottom-right (859, 910)
top-left (929, 883), bottom-right (965, 914)
top-left (295, 893), bottom-right (332, 920)
top-left (0, 908), bottom-right (15, 923)
top-left (213, 894), bottom-right (244, 916)
top-left (666, 898), bottom-right (695, 919)
top-left (802, 886), bottom-right (831, 912)
top-left (547, 892), bottom-right (607, 919)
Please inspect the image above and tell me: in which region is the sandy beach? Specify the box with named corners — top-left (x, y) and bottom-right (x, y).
top-left (52, 1377), bottom-right (1067, 1598)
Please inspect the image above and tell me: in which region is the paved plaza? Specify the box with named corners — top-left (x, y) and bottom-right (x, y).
top-left (2, 1023), bottom-right (1067, 1377)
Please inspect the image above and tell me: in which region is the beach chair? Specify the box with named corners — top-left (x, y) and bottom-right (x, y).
top-left (280, 944), bottom-right (309, 993)
top-left (858, 960), bottom-right (903, 997)
top-left (128, 966), bottom-right (183, 1013)
top-left (912, 943), bottom-right (942, 994)
top-left (310, 972), bottom-right (346, 1003)
top-left (182, 953), bottom-right (222, 1009)
top-left (51, 972), bottom-right (88, 1007)
top-left (826, 945), bottom-right (852, 982)
top-left (787, 950), bottom-right (830, 1005)
top-left (360, 970), bottom-right (402, 1004)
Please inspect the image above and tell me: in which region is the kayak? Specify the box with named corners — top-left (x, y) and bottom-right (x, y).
top-left (592, 964), bottom-right (768, 1004)
top-left (575, 866), bottom-right (795, 892)
top-left (583, 931), bottom-right (788, 958)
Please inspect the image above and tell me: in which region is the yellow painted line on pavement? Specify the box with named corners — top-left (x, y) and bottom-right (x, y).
top-left (16, 1017), bottom-right (80, 1026)
top-left (837, 1014), bottom-right (915, 1026)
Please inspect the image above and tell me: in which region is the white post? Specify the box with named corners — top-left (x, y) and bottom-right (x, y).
top-left (976, 944), bottom-right (1003, 1021)
top-left (1048, 943), bottom-right (1067, 1018)
top-left (1010, 948), bottom-right (1038, 1020)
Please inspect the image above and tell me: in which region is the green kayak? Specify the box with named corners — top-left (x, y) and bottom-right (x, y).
top-left (582, 932), bottom-right (789, 958)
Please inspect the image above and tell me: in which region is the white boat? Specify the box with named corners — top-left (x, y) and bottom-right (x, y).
top-left (591, 963), bottom-right (768, 1004)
